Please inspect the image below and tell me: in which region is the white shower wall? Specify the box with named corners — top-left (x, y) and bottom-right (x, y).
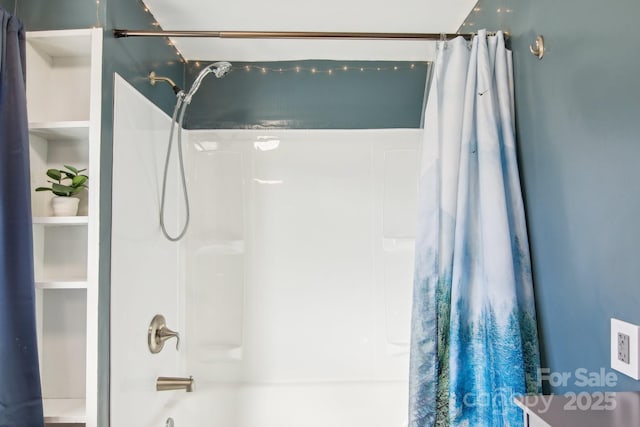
top-left (179, 129), bottom-right (421, 427)
top-left (111, 77), bottom-right (422, 427)
top-left (111, 75), bottom-right (183, 426)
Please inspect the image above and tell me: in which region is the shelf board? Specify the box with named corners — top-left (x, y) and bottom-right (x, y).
top-left (33, 216), bottom-right (89, 226)
top-left (42, 398), bottom-right (86, 423)
top-left (194, 239), bottom-right (245, 255)
top-left (27, 29), bottom-right (93, 58)
top-left (36, 281), bottom-right (88, 290)
top-left (29, 121), bottom-right (90, 140)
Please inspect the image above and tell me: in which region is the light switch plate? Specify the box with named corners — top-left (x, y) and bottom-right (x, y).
top-left (611, 318), bottom-right (640, 379)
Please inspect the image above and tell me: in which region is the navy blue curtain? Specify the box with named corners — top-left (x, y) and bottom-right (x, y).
top-left (0, 8), bottom-right (44, 427)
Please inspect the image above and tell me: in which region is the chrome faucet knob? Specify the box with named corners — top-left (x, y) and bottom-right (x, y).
top-left (148, 314), bottom-right (180, 354)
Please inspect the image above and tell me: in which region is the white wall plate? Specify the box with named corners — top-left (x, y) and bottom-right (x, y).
top-left (611, 318), bottom-right (640, 380)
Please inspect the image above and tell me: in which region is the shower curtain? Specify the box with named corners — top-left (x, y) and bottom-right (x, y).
top-left (409, 30), bottom-right (540, 427)
top-left (0, 8), bottom-right (44, 426)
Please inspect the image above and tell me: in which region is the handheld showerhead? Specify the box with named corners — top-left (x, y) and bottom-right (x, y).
top-left (158, 60), bottom-right (232, 242)
top-left (211, 61), bottom-right (232, 78)
top-left (184, 61), bottom-right (232, 104)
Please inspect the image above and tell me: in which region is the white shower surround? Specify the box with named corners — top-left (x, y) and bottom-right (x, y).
top-left (111, 75), bottom-right (422, 426)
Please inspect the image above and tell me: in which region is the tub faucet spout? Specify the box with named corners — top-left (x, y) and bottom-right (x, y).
top-left (156, 376), bottom-right (194, 392)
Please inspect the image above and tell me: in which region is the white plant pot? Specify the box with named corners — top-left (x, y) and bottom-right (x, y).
top-left (51, 197), bottom-right (80, 216)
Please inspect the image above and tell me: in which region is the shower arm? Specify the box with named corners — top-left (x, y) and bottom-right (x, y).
top-left (149, 71), bottom-right (182, 95)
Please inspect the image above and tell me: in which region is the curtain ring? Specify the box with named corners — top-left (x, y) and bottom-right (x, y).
top-left (439, 32), bottom-right (448, 49)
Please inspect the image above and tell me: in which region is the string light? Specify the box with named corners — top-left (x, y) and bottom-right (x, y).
top-left (94, 0), bottom-right (102, 28)
top-left (139, 0), bottom-right (188, 64)
top-left (197, 63), bottom-right (427, 76)
top-left (136, 2), bottom-right (427, 73)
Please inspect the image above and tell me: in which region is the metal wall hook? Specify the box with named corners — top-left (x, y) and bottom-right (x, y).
top-left (529, 35), bottom-right (545, 59)
top-left (148, 314), bottom-right (180, 353)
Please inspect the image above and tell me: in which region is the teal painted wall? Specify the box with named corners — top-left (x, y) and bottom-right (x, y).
top-left (1, 0), bottom-right (101, 29)
top-left (184, 60), bottom-right (430, 129)
top-left (465, 0), bottom-right (640, 393)
top-left (6, 1), bottom-right (184, 425)
top-left (101, 2), bottom-right (183, 426)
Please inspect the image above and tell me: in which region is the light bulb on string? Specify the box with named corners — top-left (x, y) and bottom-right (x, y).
top-left (212, 63), bottom-right (426, 76)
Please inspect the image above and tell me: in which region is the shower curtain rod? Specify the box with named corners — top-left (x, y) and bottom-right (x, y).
top-left (112, 29), bottom-right (491, 41)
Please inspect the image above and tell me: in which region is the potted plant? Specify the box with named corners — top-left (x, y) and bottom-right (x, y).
top-left (35, 165), bottom-right (88, 216)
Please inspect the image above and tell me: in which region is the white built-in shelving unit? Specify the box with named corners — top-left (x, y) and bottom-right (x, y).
top-left (26, 28), bottom-right (102, 427)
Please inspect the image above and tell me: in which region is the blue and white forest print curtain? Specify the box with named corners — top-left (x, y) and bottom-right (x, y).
top-left (409, 30), bottom-right (540, 427)
top-left (0, 8), bottom-right (45, 426)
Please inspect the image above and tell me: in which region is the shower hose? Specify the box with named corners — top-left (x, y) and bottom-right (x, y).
top-left (159, 92), bottom-right (190, 241)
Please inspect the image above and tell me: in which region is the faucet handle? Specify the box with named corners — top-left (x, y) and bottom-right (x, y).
top-left (148, 314), bottom-right (180, 354)
top-left (157, 324), bottom-right (180, 351)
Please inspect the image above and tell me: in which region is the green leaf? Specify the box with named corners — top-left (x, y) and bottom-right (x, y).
top-left (64, 165), bottom-right (79, 174)
top-left (46, 169), bottom-right (62, 181)
top-left (72, 175), bottom-right (88, 187)
top-left (40, 166), bottom-right (88, 195)
top-left (61, 171), bottom-right (76, 180)
top-left (52, 183), bottom-right (74, 196)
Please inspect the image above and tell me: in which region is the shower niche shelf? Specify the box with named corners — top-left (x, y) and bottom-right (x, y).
top-left (26, 28), bottom-right (102, 427)
top-left (382, 237), bottom-right (415, 252)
